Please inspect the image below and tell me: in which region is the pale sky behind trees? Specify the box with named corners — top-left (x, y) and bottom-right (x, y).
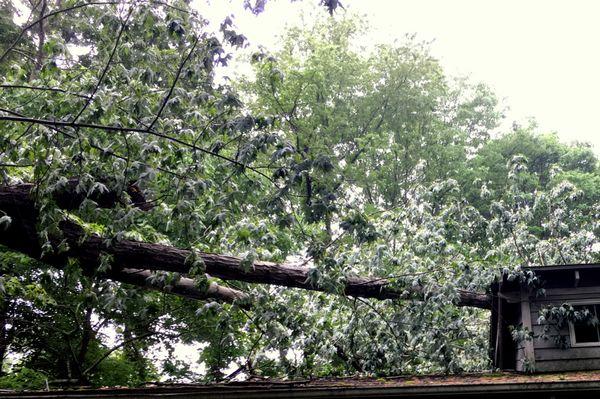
top-left (202, 0), bottom-right (600, 153)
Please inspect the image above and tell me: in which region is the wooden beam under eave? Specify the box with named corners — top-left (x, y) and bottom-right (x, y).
top-left (516, 286), bottom-right (535, 372)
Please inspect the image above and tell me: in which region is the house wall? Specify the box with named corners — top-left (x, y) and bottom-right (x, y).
top-left (528, 286), bottom-right (600, 372)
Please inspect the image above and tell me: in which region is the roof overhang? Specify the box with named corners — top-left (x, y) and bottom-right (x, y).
top-left (7, 372), bottom-right (600, 398)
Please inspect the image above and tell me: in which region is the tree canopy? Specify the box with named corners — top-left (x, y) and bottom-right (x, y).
top-left (0, 0), bottom-right (598, 388)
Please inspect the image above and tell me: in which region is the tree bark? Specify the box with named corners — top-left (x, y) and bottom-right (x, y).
top-left (75, 305), bottom-right (93, 384)
top-left (113, 268), bottom-right (249, 305)
top-left (0, 184), bottom-right (491, 309)
top-left (9, 180), bottom-right (153, 212)
top-left (30, 0), bottom-right (47, 81)
top-left (0, 184), bottom-right (247, 304)
top-left (0, 300), bottom-right (9, 376)
top-left (122, 327), bottom-right (146, 381)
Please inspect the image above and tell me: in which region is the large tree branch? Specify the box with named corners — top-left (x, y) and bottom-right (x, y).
top-left (5, 179), bottom-right (153, 212)
top-left (112, 268), bottom-right (249, 305)
top-left (0, 184), bottom-right (491, 309)
top-left (0, 184), bottom-right (247, 305)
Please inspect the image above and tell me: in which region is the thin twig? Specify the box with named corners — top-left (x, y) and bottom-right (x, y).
top-left (0, 113), bottom-right (274, 181)
top-left (72, 7), bottom-right (133, 123)
top-left (0, 1), bottom-right (120, 65)
top-left (146, 36), bottom-right (199, 132)
top-left (0, 107), bottom-right (184, 180)
top-left (0, 84), bottom-right (90, 98)
top-left (82, 331), bottom-right (155, 376)
top-left (356, 297), bottom-right (402, 343)
top-left (0, 163), bottom-right (34, 167)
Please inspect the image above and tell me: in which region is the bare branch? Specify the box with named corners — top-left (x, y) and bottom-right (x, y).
top-left (82, 331), bottom-right (154, 377)
top-left (30, 0), bottom-right (48, 80)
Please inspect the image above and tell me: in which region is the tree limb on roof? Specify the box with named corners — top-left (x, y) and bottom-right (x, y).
top-left (0, 183), bottom-right (491, 309)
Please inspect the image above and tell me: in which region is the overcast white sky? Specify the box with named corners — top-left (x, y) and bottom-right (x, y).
top-left (201, 0), bottom-right (600, 153)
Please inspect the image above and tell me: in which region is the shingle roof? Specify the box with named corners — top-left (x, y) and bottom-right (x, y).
top-left (5, 371), bottom-right (600, 398)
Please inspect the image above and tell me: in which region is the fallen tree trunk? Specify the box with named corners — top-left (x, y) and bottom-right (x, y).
top-left (112, 268), bottom-right (249, 305)
top-left (0, 183), bottom-right (491, 309)
top-left (0, 184), bottom-right (245, 304)
top-left (9, 180), bottom-right (154, 212)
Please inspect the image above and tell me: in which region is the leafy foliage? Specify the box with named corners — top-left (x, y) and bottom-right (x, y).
top-left (0, 367), bottom-right (48, 390)
top-left (0, 0), bottom-right (598, 388)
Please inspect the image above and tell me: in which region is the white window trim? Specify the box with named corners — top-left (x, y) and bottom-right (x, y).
top-left (567, 300), bottom-right (600, 348)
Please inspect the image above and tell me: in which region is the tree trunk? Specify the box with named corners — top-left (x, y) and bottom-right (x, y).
top-left (114, 268), bottom-right (249, 305)
top-left (0, 300), bottom-right (8, 376)
top-left (75, 306), bottom-right (93, 385)
top-left (123, 327), bottom-right (147, 382)
top-left (30, 0), bottom-right (47, 80)
top-left (0, 184), bottom-right (491, 309)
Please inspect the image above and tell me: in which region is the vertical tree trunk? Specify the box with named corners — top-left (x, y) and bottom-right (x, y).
top-left (0, 300), bottom-right (8, 376)
top-left (30, 0), bottom-right (47, 80)
top-left (76, 306), bottom-right (94, 384)
top-left (123, 327), bottom-right (148, 382)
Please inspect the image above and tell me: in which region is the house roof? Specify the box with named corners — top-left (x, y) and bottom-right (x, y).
top-left (6, 371), bottom-right (600, 398)
top-left (498, 263), bottom-right (600, 292)
top-left (524, 263), bottom-right (600, 272)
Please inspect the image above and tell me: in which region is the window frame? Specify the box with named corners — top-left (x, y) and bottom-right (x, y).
top-left (568, 300), bottom-right (600, 348)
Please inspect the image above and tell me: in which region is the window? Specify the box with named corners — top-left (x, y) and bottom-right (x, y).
top-left (569, 303), bottom-right (600, 347)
